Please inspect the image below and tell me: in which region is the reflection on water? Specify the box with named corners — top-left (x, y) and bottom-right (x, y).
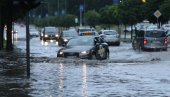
top-left (41, 40), bottom-right (48, 46)
top-left (58, 63), bottom-right (64, 97)
top-left (82, 63), bottom-right (88, 97)
top-left (41, 40), bottom-right (58, 46)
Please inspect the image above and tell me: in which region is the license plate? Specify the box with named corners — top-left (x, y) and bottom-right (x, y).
top-left (84, 32), bottom-right (92, 35)
top-left (69, 52), bottom-right (75, 56)
top-left (153, 41), bottom-right (160, 44)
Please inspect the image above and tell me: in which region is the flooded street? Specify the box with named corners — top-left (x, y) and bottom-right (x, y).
top-left (29, 62), bottom-right (170, 97)
top-left (16, 36), bottom-right (170, 97)
top-left (1, 25), bottom-right (170, 97)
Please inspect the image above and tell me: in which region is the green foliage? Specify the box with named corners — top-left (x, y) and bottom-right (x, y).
top-left (145, 0), bottom-right (166, 24)
top-left (160, 0), bottom-right (170, 21)
top-left (32, 0), bottom-right (170, 26)
top-left (60, 14), bottom-right (77, 27)
top-left (33, 14), bottom-right (77, 27)
top-left (85, 10), bottom-right (100, 27)
top-left (118, 0), bottom-right (144, 25)
top-left (99, 5), bottom-right (118, 25)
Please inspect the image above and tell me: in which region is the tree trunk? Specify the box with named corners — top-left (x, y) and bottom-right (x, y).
top-left (6, 19), bottom-right (13, 51)
top-left (124, 25), bottom-right (127, 39)
top-left (0, 8), bottom-right (4, 50)
top-left (6, 2), bottom-right (13, 51)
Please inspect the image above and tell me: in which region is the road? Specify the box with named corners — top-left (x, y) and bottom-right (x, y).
top-left (1, 24), bottom-right (170, 97)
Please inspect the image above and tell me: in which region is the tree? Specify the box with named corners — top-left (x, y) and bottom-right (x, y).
top-left (0, 0), bottom-right (40, 51)
top-left (145, 0), bottom-right (166, 24)
top-left (160, 0), bottom-right (170, 23)
top-left (119, 0), bottom-right (145, 25)
top-left (85, 10), bottom-right (100, 28)
top-left (99, 5), bottom-right (118, 28)
top-left (61, 14), bottom-right (77, 28)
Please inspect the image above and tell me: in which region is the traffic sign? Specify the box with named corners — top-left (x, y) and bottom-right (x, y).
top-left (80, 4), bottom-right (84, 12)
top-left (154, 10), bottom-right (162, 18)
top-left (113, 0), bottom-right (119, 4)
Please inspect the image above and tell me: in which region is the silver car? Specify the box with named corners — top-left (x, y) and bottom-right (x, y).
top-left (132, 29), bottom-right (168, 51)
top-left (143, 29), bottom-right (168, 50)
top-left (99, 30), bottom-right (120, 46)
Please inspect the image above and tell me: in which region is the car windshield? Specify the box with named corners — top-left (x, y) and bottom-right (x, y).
top-left (63, 31), bottom-right (78, 37)
top-left (45, 27), bottom-right (58, 33)
top-left (67, 37), bottom-right (94, 46)
top-left (145, 31), bottom-right (166, 37)
top-left (104, 31), bottom-right (117, 35)
top-left (30, 28), bottom-right (38, 32)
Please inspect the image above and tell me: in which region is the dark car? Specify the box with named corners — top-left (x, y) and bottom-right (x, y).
top-left (132, 29), bottom-right (168, 51)
top-left (57, 36), bottom-right (109, 60)
top-left (58, 29), bottom-right (78, 46)
top-left (41, 26), bottom-right (59, 41)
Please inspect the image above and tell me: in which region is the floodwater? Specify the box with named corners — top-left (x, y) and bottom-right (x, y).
top-left (2, 61), bottom-right (170, 97)
top-left (29, 61), bottom-right (170, 97)
top-left (1, 24), bottom-right (170, 97)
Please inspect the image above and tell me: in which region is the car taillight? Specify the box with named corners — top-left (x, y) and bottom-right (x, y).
top-left (164, 38), bottom-right (168, 44)
top-left (144, 38), bottom-right (147, 45)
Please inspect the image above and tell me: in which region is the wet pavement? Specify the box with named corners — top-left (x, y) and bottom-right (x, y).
top-left (28, 62), bottom-right (170, 97)
top-left (1, 24), bottom-right (170, 97)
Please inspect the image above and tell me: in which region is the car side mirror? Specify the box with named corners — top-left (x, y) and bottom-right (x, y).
top-left (99, 34), bottom-right (106, 38)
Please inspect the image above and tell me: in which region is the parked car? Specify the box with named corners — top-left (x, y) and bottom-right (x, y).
top-left (166, 30), bottom-right (170, 44)
top-left (132, 29), bottom-right (168, 51)
top-left (57, 36), bottom-right (109, 60)
top-left (58, 29), bottom-right (78, 46)
top-left (161, 24), bottom-right (170, 32)
top-left (146, 25), bottom-right (158, 31)
top-left (29, 28), bottom-right (39, 37)
top-left (99, 30), bottom-right (120, 46)
top-left (40, 26), bottom-right (59, 41)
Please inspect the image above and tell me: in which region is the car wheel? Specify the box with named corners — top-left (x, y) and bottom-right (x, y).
top-left (57, 54), bottom-right (60, 57)
top-left (58, 41), bottom-right (61, 46)
top-left (40, 36), bottom-right (42, 40)
top-left (95, 49), bottom-right (108, 60)
top-left (163, 48), bottom-right (167, 51)
top-left (102, 51), bottom-right (108, 60)
top-left (64, 54), bottom-right (67, 58)
top-left (116, 42), bottom-right (120, 46)
top-left (132, 40), bottom-right (137, 50)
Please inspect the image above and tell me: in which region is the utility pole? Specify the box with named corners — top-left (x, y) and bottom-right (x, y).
top-left (58, 0), bottom-right (60, 15)
top-left (26, 12), bottom-right (30, 78)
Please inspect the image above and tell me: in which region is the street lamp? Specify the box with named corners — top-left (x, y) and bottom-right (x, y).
top-left (80, 4), bottom-right (84, 27)
top-left (142, 0), bottom-right (146, 3)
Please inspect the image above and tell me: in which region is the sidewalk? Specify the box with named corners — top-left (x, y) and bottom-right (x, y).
top-left (0, 48), bottom-right (26, 73)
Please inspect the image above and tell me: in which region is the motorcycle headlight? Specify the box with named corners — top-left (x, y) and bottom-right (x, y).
top-left (45, 35), bottom-right (48, 37)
